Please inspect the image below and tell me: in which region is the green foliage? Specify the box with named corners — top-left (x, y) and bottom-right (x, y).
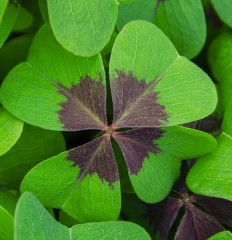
top-left (208, 231), bottom-right (232, 240)
top-left (117, 0), bottom-right (206, 59)
top-left (0, 124), bottom-right (65, 187)
top-left (211, 0), bottom-right (232, 27)
top-left (15, 192), bottom-right (151, 240)
top-left (0, 107), bottom-right (23, 157)
top-left (47, 0), bottom-right (118, 57)
top-left (0, 0), bottom-right (232, 238)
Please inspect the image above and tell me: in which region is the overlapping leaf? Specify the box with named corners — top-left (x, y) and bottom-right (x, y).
top-left (0, 189), bottom-right (19, 240)
top-left (117, 0), bottom-right (206, 59)
top-left (20, 137), bottom-right (121, 222)
top-left (15, 192), bottom-right (151, 240)
top-left (0, 23), bottom-right (107, 131)
top-left (0, 107), bottom-right (23, 157)
top-left (0, 0), bottom-right (21, 48)
top-left (211, 0), bottom-right (232, 28)
top-left (0, 21), bottom-right (217, 222)
top-left (0, 34), bottom-right (34, 81)
top-left (47, 0), bottom-right (118, 57)
top-left (0, 124), bottom-right (65, 188)
top-left (110, 21), bottom-right (216, 128)
top-left (187, 31), bottom-right (232, 201)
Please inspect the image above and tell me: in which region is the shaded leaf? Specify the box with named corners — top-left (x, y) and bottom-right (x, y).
top-left (21, 137), bottom-right (121, 222)
top-left (0, 34), bottom-right (34, 81)
top-left (13, 7), bottom-right (33, 32)
top-left (0, 206), bottom-right (13, 240)
top-left (175, 205), bottom-right (224, 240)
top-left (194, 195), bottom-right (232, 226)
top-left (110, 21), bottom-right (217, 129)
top-left (148, 197), bottom-right (182, 240)
top-left (15, 192), bottom-right (151, 240)
top-left (114, 126), bottom-right (216, 202)
top-left (0, 23), bottom-right (106, 131)
top-left (47, 0), bottom-right (118, 57)
top-left (0, 124), bottom-right (65, 188)
top-left (211, 0), bottom-right (232, 27)
top-left (0, 189), bottom-right (19, 216)
top-left (0, 107), bottom-right (23, 157)
top-left (0, 1), bottom-right (21, 48)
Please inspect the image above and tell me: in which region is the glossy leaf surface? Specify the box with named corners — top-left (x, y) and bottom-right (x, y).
top-left (47, 0), bottom-right (118, 57)
top-left (15, 192), bottom-right (151, 240)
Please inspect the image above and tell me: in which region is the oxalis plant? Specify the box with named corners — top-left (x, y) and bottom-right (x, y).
top-left (1, 0), bottom-right (232, 239)
top-left (0, 20), bottom-right (217, 222)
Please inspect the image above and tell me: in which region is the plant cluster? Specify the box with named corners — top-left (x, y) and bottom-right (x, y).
top-left (0, 0), bottom-right (232, 239)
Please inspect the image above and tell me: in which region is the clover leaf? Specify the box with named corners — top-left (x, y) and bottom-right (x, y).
top-left (0, 107), bottom-right (23, 157)
top-left (211, 0), bottom-right (232, 28)
top-left (116, 0), bottom-right (206, 59)
top-left (0, 0), bottom-right (21, 48)
top-left (0, 20), bottom-right (217, 222)
top-left (0, 124), bottom-right (66, 188)
top-left (47, 0), bottom-right (118, 57)
top-left (15, 192), bottom-right (151, 240)
top-left (187, 31), bottom-right (232, 201)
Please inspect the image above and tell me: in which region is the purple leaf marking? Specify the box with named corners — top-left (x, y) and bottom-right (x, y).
top-left (113, 128), bottom-right (164, 174)
top-left (68, 135), bottom-right (119, 187)
top-left (175, 205), bottom-right (224, 240)
top-left (148, 197), bottom-right (182, 240)
top-left (56, 76), bottom-right (107, 131)
top-left (110, 70), bottom-right (168, 129)
top-left (193, 195), bottom-right (232, 226)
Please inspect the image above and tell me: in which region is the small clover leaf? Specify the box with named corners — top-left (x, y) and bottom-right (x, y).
top-left (0, 21), bottom-right (217, 222)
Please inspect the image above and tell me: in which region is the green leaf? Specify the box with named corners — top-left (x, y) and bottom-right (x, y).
top-left (0, 107), bottom-right (23, 157)
top-left (208, 231), bottom-right (232, 240)
top-left (15, 192), bottom-right (151, 240)
top-left (0, 23), bottom-right (106, 131)
top-left (208, 32), bottom-right (232, 112)
top-left (0, 0), bottom-right (8, 23)
top-left (13, 7), bottom-right (34, 32)
top-left (0, 34), bottom-right (34, 81)
top-left (116, 0), bottom-right (206, 59)
top-left (47, 0), bottom-right (118, 57)
top-left (20, 144), bottom-right (121, 223)
top-left (0, 189), bottom-right (19, 216)
top-left (0, 124), bottom-right (65, 188)
top-left (0, 206), bottom-right (13, 240)
top-left (187, 133), bottom-right (232, 201)
top-left (38, 0), bottom-right (49, 22)
top-left (211, 0), bottom-right (232, 27)
top-left (110, 21), bottom-right (217, 128)
top-left (114, 126), bottom-right (216, 203)
top-left (0, 1), bottom-right (21, 48)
